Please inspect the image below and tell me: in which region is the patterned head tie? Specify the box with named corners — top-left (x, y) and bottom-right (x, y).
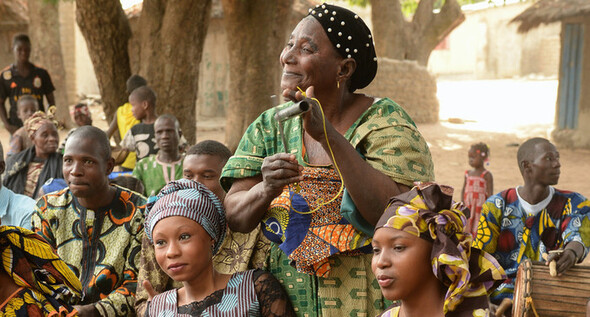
top-left (376, 182), bottom-right (506, 314)
top-left (145, 179), bottom-right (226, 254)
top-left (24, 109), bottom-right (57, 139)
top-left (308, 3), bottom-right (377, 92)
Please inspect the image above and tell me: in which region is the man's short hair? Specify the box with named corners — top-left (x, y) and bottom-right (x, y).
top-left (517, 137), bottom-right (551, 173)
top-left (155, 114), bottom-right (180, 131)
top-left (12, 34), bottom-right (31, 47)
top-left (67, 126), bottom-right (112, 161)
top-left (126, 75), bottom-right (147, 95)
top-left (130, 86), bottom-right (156, 108)
top-left (187, 140), bottom-right (232, 163)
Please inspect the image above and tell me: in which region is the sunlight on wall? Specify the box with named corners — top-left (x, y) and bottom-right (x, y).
top-left (120, 0), bottom-right (143, 10)
top-left (437, 79), bottom-right (557, 134)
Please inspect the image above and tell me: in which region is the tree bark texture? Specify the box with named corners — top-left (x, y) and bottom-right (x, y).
top-left (221, 0), bottom-right (293, 151)
top-left (136, 0), bottom-right (212, 145)
top-left (372, 0), bottom-right (465, 66)
top-left (75, 0), bottom-right (131, 120)
top-left (27, 0), bottom-right (70, 127)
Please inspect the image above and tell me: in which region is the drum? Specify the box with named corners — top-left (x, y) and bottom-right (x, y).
top-left (513, 258), bottom-right (590, 317)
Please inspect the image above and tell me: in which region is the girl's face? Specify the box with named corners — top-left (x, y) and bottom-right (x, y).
top-left (153, 216), bottom-right (214, 283)
top-left (371, 227), bottom-right (438, 301)
top-left (468, 148), bottom-right (484, 168)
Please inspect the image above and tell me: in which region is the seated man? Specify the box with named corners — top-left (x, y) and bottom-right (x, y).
top-left (474, 137), bottom-right (590, 308)
top-left (32, 126), bottom-right (146, 317)
top-left (0, 142), bottom-right (35, 229)
top-left (132, 114), bottom-right (183, 196)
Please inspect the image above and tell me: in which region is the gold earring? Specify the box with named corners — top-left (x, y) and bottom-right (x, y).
top-left (337, 81), bottom-right (340, 89)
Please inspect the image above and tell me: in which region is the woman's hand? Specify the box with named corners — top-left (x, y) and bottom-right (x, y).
top-left (282, 86), bottom-right (335, 142)
top-left (224, 154), bottom-right (302, 233)
top-left (260, 153), bottom-right (303, 199)
top-left (143, 280), bottom-right (159, 301)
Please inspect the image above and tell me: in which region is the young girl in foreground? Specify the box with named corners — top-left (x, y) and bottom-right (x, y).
top-left (145, 179), bottom-right (294, 316)
top-left (372, 183), bottom-right (506, 317)
top-left (461, 142), bottom-right (493, 237)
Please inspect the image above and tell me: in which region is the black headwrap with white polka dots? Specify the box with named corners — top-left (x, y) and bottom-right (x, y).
top-left (308, 3), bottom-right (378, 92)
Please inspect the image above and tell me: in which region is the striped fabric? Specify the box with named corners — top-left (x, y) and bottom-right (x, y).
top-left (145, 179), bottom-right (226, 254)
top-left (147, 270), bottom-right (259, 316)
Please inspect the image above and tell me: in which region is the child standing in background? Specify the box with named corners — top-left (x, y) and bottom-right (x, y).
top-left (461, 142), bottom-right (493, 237)
top-left (6, 95), bottom-right (37, 156)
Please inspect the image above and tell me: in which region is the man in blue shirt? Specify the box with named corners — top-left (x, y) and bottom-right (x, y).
top-left (0, 142), bottom-right (35, 228)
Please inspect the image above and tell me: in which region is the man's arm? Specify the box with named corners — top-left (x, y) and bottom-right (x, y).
top-left (45, 92), bottom-right (56, 111)
top-left (0, 96), bottom-right (17, 134)
top-left (106, 115), bottom-right (120, 144)
top-left (473, 198), bottom-right (502, 254)
top-left (555, 194), bottom-right (590, 272)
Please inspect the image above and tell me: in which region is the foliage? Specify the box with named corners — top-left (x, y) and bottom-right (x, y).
top-left (347, 0), bottom-right (486, 17)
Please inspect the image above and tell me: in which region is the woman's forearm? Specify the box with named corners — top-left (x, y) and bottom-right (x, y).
top-left (224, 176), bottom-right (278, 233)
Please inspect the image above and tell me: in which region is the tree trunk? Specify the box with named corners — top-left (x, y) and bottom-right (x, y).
top-left (137, 0), bottom-right (212, 145)
top-left (372, 0), bottom-right (465, 66)
top-left (27, 0), bottom-right (70, 127)
top-left (222, 0), bottom-right (293, 151)
top-left (75, 0), bottom-right (131, 120)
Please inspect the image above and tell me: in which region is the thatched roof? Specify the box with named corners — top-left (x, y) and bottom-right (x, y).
top-left (512, 0), bottom-right (590, 33)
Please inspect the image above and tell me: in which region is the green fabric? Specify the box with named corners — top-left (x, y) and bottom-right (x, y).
top-left (221, 97), bottom-right (434, 316)
top-left (267, 244), bottom-right (392, 317)
top-left (221, 97), bottom-right (434, 191)
top-left (132, 154), bottom-right (184, 197)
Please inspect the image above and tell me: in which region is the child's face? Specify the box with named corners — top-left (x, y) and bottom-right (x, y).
top-left (153, 216), bottom-right (213, 283)
top-left (371, 227), bottom-right (438, 301)
top-left (129, 94), bottom-right (146, 120)
top-left (74, 113), bottom-right (92, 127)
top-left (17, 100), bottom-right (37, 121)
top-left (154, 118), bottom-right (179, 154)
top-left (468, 148), bottom-right (484, 168)
top-left (183, 154), bottom-right (225, 200)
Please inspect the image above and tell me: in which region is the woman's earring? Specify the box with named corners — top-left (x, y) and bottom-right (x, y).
top-left (337, 80), bottom-right (340, 89)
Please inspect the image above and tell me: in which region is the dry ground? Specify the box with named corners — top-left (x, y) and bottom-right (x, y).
top-left (2, 79), bottom-right (588, 266)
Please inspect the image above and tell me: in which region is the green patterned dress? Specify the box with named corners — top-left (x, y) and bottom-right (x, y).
top-left (221, 97), bottom-right (435, 317)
